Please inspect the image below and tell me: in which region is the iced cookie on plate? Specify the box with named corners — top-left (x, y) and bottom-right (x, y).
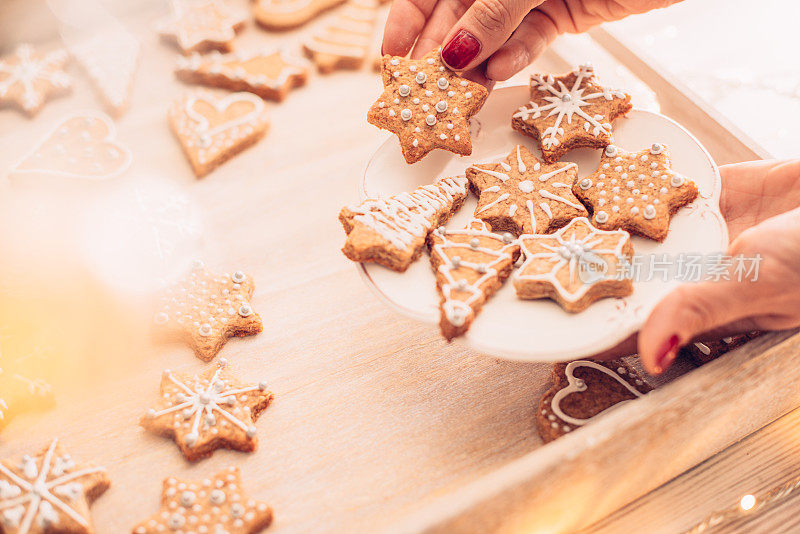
top-left (368, 49), bottom-right (488, 164)
top-left (515, 217), bottom-right (633, 312)
top-left (537, 359), bottom-right (651, 442)
top-left (467, 145), bottom-right (586, 236)
top-left (339, 176), bottom-right (469, 271)
top-left (574, 143), bottom-right (698, 241)
top-left (430, 220), bottom-right (520, 340)
top-left (511, 64), bottom-right (631, 163)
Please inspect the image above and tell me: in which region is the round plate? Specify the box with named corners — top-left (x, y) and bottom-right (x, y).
top-left (358, 85), bottom-right (728, 362)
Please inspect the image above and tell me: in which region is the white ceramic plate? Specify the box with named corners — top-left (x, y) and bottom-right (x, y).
top-left (358, 85), bottom-right (728, 362)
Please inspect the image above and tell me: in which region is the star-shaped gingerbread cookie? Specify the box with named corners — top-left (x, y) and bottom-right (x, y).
top-left (141, 358), bottom-right (273, 462)
top-left (0, 438), bottom-right (110, 533)
top-left (0, 44), bottom-right (70, 116)
top-left (133, 466), bottom-right (273, 534)
top-left (368, 49), bottom-right (488, 164)
top-left (573, 143), bottom-right (699, 241)
top-left (514, 217), bottom-right (633, 312)
top-left (153, 261), bottom-right (263, 361)
top-left (537, 359), bottom-right (651, 442)
top-left (176, 49), bottom-right (309, 102)
top-left (467, 145), bottom-right (587, 236)
top-left (511, 64), bottom-right (631, 163)
top-left (156, 0), bottom-right (247, 55)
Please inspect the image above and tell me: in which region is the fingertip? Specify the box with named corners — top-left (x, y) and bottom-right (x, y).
top-left (485, 42), bottom-right (531, 81)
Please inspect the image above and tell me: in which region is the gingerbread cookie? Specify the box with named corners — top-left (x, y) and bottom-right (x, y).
top-left (339, 176), bottom-right (469, 271)
top-left (70, 29), bottom-right (140, 116)
top-left (0, 365), bottom-right (54, 432)
top-left (0, 44), bottom-right (70, 117)
top-left (574, 143), bottom-right (699, 241)
top-left (537, 359), bottom-right (651, 443)
top-left (153, 261), bottom-right (263, 361)
top-left (133, 466), bottom-right (272, 534)
top-left (141, 359), bottom-right (273, 462)
top-left (368, 49), bottom-right (488, 164)
top-left (511, 64), bottom-right (631, 163)
top-left (0, 438), bottom-right (110, 533)
top-left (253, 0), bottom-right (346, 31)
top-left (155, 0), bottom-right (247, 55)
top-left (515, 217), bottom-right (633, 312)
top-left (681, 332), bottom-right (763, 366)
top-left (9, 112), bottom-right (132, 182)
top-left (467, 145), bottom-right (586, 236)
top-left (430, 220), bottom-right (520, 340)
top-left (176, 49), bottom-right (309, 102)
top-left (303, 0), bottom-right (378, 74)
top-left (168, 91), bottom-right (269, 178)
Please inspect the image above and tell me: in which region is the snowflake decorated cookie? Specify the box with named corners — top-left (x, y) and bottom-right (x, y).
top-left (511, 64), bottom-right (631, 163)
top-left (168, 91), bottom-right (269, 178)
top-left (368, 49), bottom-right (488, 164)
top-left (514, 217), bottom-right (633, 312)
top-left (303, 0), bottom-right (378, 74)
top-left (430, 220), bottom-right (520, 340)
top-left (10, 112), bottom-right (132, 181)
top-left (573, 143), bottom-right (699, 241)
top-left (141, 358), bottom-right (273, 462)
top-left (467, 145), bottom-right (587, 237)
top-left (0, 44), bottom-right (70, 117)
top-left (153, 261), bottom-right (263, 361)
top-left (0, 438), bottom-right (110, 533)
top-left (155, 0), bottom-right (247, 55)
top-left (253, 0), bottom-right (346, 31)
top-left (537, 359), bottom-right (651, 442)
top-left (133, 466), bottom-right (272, 534)
top-left (339, 175), bottom-right (469, 271)
top-left (176, 49), bottom-right (309, 102)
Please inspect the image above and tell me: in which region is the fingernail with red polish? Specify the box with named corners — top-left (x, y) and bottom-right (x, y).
top-left (441, 29), bottom-right (481, 70)
top-left (654, 334), bottom-right (680, 374)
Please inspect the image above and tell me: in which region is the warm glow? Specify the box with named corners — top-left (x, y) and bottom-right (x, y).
top-left (740, 494), bottom-right (756, 511)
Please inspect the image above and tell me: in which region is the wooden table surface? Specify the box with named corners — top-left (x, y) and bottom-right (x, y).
top-left (1, 1), bottom-right (799, 533)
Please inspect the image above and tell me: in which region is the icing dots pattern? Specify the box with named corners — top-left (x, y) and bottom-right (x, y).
top-left (466, 145), bottom-right (587, 236)
top-left (0, 43), bottom-right (70, 116)
top-left (168, 91), bottom-right (269, 177)
top-left (141, 359), bottom-right (273, 461)
top-left (515, 217), bottom-right (632, 310)
top-left (430, 220), bottom-right (519, 339)
top-left (512, 64), bottom-right (630, 161)
top-left (155, 0), bottom-right (247, 54)
top-left (0, 439), bottom-right (109, 534)
top-left (153, 261), bottom-right (262, 361)
top-left (573, 143), bottom-right (699, 241)
top-left (10, 113), bottom-right (132, 181)
top-left (368, 48), bottom-right (488, 163)
top-left (133, 467), bottom-right (272, 534)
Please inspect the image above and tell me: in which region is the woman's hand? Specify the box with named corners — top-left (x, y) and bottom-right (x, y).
top-left (382, 0), bottom-right (680, 83)
top-left (637, 159), bottom-right (800, 374)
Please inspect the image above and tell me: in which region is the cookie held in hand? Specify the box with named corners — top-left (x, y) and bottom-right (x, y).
top-left (573, 143), bottom-right (698, 241)
top-left (537, 359), bottom-right (651, 443)
top-left (368, 49), bottom-right (488, 164)
top-left (514, 217), bottom-right (633, 313)
top-left (467, 145), bottom-right (586, 236)
top-left (511, 64), bottom-right (631, 163)
top-left (339, 176), bottom-right (469, 272)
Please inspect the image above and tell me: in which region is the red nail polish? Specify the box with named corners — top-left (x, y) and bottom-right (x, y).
top-left (441, 30), bottom-right (481, 70)
top-left (655, 335), bottom-right (680, 373)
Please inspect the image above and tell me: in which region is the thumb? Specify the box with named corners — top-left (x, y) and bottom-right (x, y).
top-left (638, 280), bottom-right (757, 375)
top-left (440, 0), bottom-right (544, 71)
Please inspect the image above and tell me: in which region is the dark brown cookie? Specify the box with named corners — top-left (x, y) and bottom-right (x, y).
top-left (681, 331), bottom-right (764, 365)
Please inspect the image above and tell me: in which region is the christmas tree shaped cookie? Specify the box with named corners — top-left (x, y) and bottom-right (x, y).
top-left (430, 220), bottom-right (520, 340)
top-left (467, 145), bottom-right (587, 236)
top-left (339, 176), bottom-right (469, 271)
top-left (512, 64), bottom-right (631, 163)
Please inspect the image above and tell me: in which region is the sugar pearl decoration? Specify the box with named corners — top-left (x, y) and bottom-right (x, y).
top-left (650, 143), bottom-right (664, 155)
top-left (231, 271), bottom-right (245, 283)
top-left (415, 72), bottom-right (427, 84)
top-left (400, 109), bottom-right (412, 121)
top-left (595, 211), bottom-right (609, 223)
top-left (469, 238), bottom-right (480, 249)
top-left (435, 100), bottom-right (448, 113)
top-left (643, 204), bottom-right (656, 219)
top-left (580, 178), bottom-right (592, 190)
top-left (398, 84), bottom-right (410, 97)
top-left (437, 77), bottom-right (449, 89)
top-left (671, 174), bottom-right (685, 187)
top-left (604, 145), bottom-right (618, 157)
top-left (425, 114), bottom-right (437, 126)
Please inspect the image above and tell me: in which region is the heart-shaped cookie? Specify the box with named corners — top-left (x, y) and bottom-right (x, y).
top-left (9, 112), bottom-right (132, 181)
top-left (537, 359), bottom-right (652, 442)
top-left (169, 91), bottom-right (269, 177)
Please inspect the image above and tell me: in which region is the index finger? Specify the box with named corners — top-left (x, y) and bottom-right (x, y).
top-left (382, 0), bottom-right (439, 57)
